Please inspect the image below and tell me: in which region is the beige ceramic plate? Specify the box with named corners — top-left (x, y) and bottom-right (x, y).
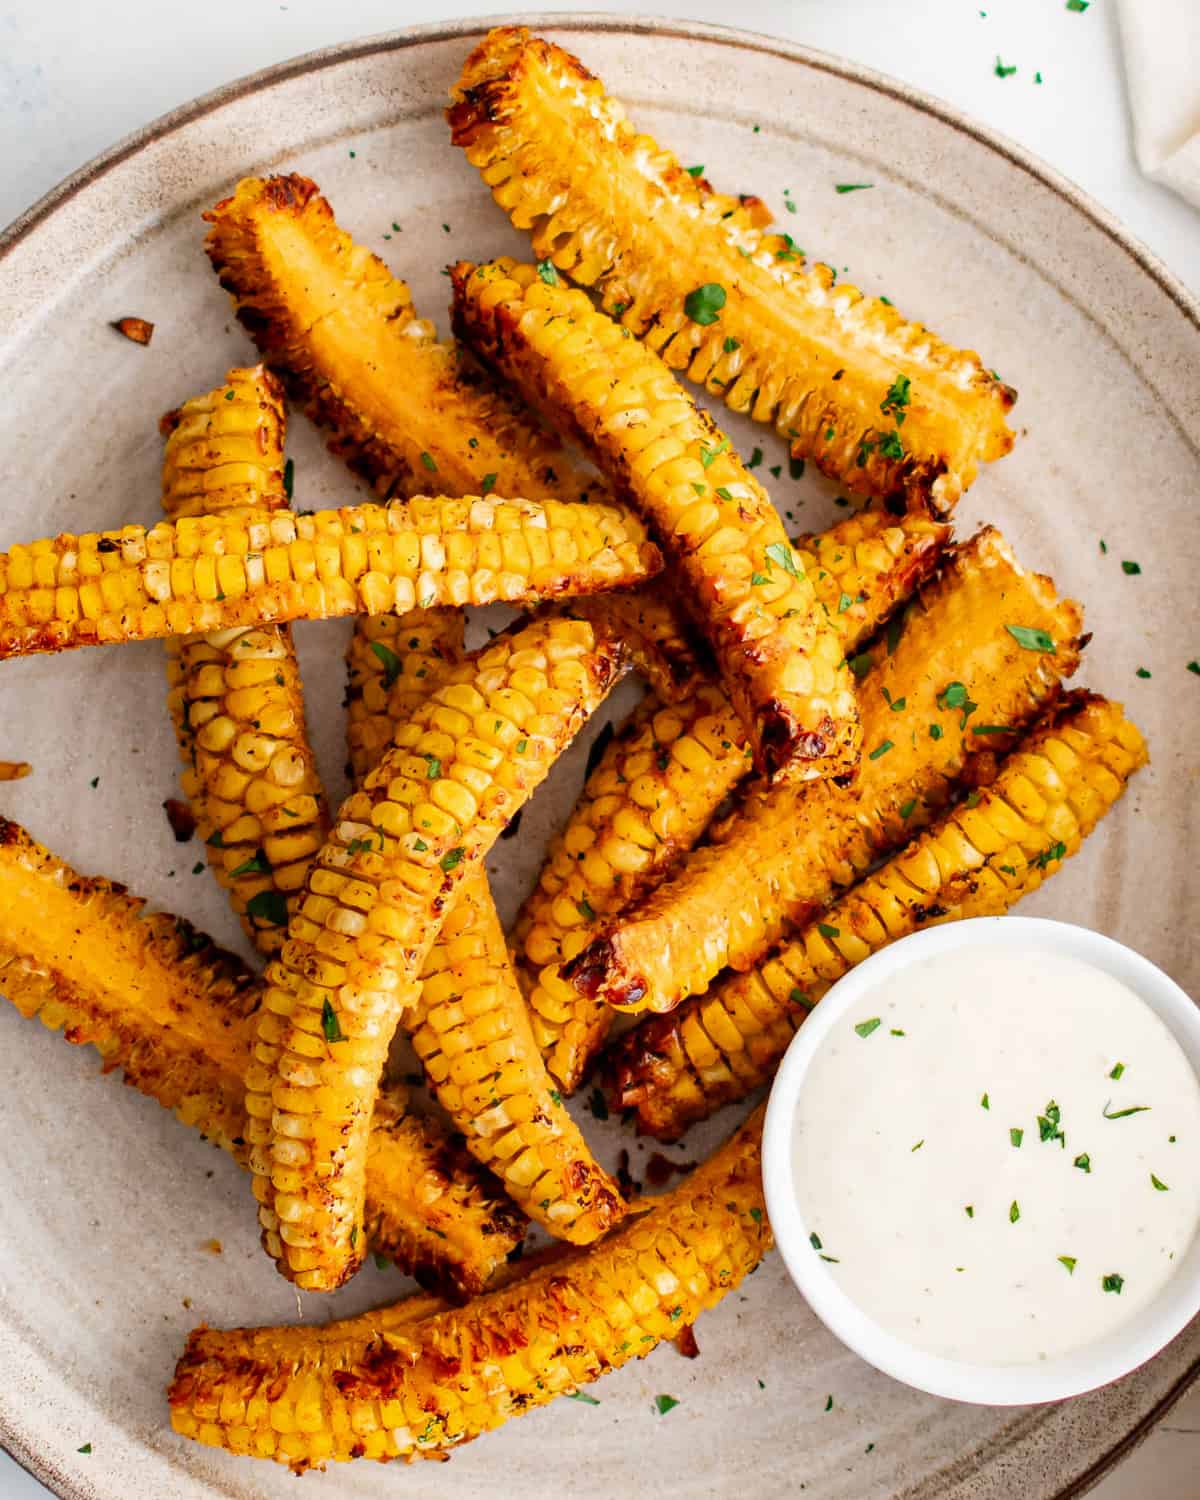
top-left (0, 14), bottom-right (1198, 1500)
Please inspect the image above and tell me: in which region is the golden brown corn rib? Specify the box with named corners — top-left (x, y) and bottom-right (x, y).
top-left (453, 258), bottom-right (858, 783)
top-left (248, 614), bottom-right (625, 1289)
top-left (0, 819), bottom-right (523, 1297)
top-left (204, 172), bottom-right (696, 707)
top-left (516, 513), bottom-right (951, 1090)
top-left (611, 692), bottom-right (1148, 1137)
top-left (449, 27), bottom-right (1015, 515)
top-left (161, 367), bottom-right (330, 955)
top-left (409, 871), bottom-right (623, 1238)
top-left (169, 1105), bottom-right (769, 1469)
top-left (569, 528), bottom-right (1084, 1012)
top-left (0, 494), bottom-right (659, 660)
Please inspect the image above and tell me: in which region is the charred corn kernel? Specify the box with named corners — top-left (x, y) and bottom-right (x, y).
top-left (449, 27), bottom-right (1015, 516)
top-left (570, 578), bottom-right (706, 702)
top-left (160, 368), bottom-right (331, 957)
top-left (0, 818), bottom-right (524, 1297)
top-left (0, 497), bottom-right (660, 660)
top-left (169, 1106), bottom-right (769, 1469)
top-left (515, 513), bottom-right (951, 1090)
top-left (610, 694), bottom-right (1148, 1137)
top-left (249, 614), bottom-right (624, 1289)
top-left (570, 528), bottom-right (1085, 1013)
top-left (454, 258), bottom-right (858, 784)
top-left (408, 872), bottom-right (624, 1239)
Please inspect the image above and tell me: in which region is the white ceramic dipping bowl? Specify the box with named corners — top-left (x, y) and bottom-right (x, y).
top-left (762, 916), bottom-right (1200, 1405)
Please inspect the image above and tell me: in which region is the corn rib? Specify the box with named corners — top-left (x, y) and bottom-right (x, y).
top-left (518, 512), bottom-right (950, 1091)
top-left (168, 1105), bottom-right (769, 1469)
top-left (0, 818), bottom-right (524, 1296)
top-left (569, 528), bottom-right (1084, 1012)
top-left (161, 367), bottom-right (331, 954)
top-left (0, 494), bottom-right (660, 660)
top-left (449, 27), bottom-right (1015, 515)
top-left (249, 614), bottom-right (624, 1289)
top-left (453, 258), bottom-right (858, 783)
top-left (611, 693), bottom-right (1148, 1137)
top-left (204, 172), bottom-right (696, 706)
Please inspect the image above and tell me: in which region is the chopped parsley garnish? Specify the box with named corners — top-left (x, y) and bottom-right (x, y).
top-left (789, 456), bottom-right (806, 480)
top-left (868, 740), bottom-right (894, 760)
top-left (965, 1205), bottom-right (975, 1218)
top-left (536, 259), bottom-right (559, 285)
top-left (1121, 560), bottom-right (1141, 575)
top-left (369, 639), bottom-right (402, 688)
top-left (230, 849), bottom-right (271, 877)
top-left (764, 541), bottom-right (801, 578)
top-left (1009, 1200), bottom-right (1021, 1224)
top-left (373, 1251), bottom-right (391, 1270)
top-left (1101, 1273), bottom-right (1124, 1294)
top-left (750, 571), bottom-right (770, 586)
top-left (480, 472), bottom-right (497, 496)
top-left (747, 446), bottom-right (763, 469)
top-left (809, 1231), bottom-right (824, 1250)
top-left (854, 1017), bottom-right (882, 1038)
top-left (1005, 624), bottom-right (1056, 653)
top-left (929, 723), bottom-right (943, 740)
top-left (1030, 841), bottom-right (1067, 870)
top-left (835, 183), bottom-right (873, 194)
top-left (683, 283), bottom-right (727, 325)
top-left (824, 1394), bottom-right (833, 1412)
top-left (847, 651), bottom-right (873, 679)
top-left (685, 163), bottom-right (705, 177)
top-left (1189, 661), bottom-right (1200, 676)
top-left (588, 1087), bottom-right (609, 1121)
top-left (1058, 1256), bottom-right (1077, 1273)
top-left (1010, 1128), bottom-right (1024, 1148)
top-left (994, 56), bottom-right (1017, 78)
top-left (549, 1089), bottom-right (562, 1107)
top-left (245, 889), bottom-right (288, 927)
top-left (439, 847), bottom-right (465, 873)
top-left (749, 1207), bottom-right (764, 1224)
top-left (981, 1093), bottom-right (990, 1110)
top-left (936, 680), bottom-right (977, 728)
top-left (424, 754), bottom-right (442, 779)
top-left (716, 486), bottom-right (736, 502)
top-left (77, 1443), bottom-right (92, 1454)
top-left (282, 458), bottom-right (295, 499)
top-left (890, 1028), bottom-right (906, 1036)
top-left (321, 999), bottom-right (345, 1043)
top-left (911, 1139), bottom-right (924, 1152)
top-left (1074, 1153), bottom-right (1092, 1173)
top-left (880, 374), bottom-right (911, 424)
top-left (654, 1394), bottom-right (680, 1415)
top-left (1037, 1100), bottom-right (1065, 1145)
top-left (699, 438), bottom-right (729, 468)
top-left (419, 451), bottom-right (437, 472)
top-left (1151, 1173), bottom-right (1169, 1191)
top-left (568, 1390), bottom-right (601, 1405)
top-left (1135, 666), bottom-right (1152, 679)
top-left (817, 923), bottom-right (840, 939)
top-left (837, 592), bottom-right (853, 614)
top-left (577, 896), bottom-right (596, 921)
top-left (723, 335), bottom-right (740, 352)
top-left (1110, 1062), bottom-right (1125, 1080)
top-left (1066, 0), bottom-right (1089, 10)
top-left (899, 798), bottom-right (917, 819)
top-left (1103, 1100), bottom-right (1151, 1120)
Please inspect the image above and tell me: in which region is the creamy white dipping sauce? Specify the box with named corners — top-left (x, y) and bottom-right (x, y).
top-left (791, 944), bottom-right (1200, 1366)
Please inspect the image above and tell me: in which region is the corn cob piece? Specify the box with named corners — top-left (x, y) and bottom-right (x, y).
top-left (344, 610), bottom-right (466, 786)
top-left (611, 692), bottom-right (1148, 1137)
top-left (449, 27), bottom-right (1015, 516)
top-left (161, 367), bottom-right (331, 955)
top-left (569, 577), bottom-right (706, 701)
top-left (346, 608), bottom-right (624, 1244)
top-left (0, 818), bottom-right (524, 1297)
top-left (569, 528), bottom-right (1084, 1012)
top-left (409, 871), bottom-right (623, 1238)
top-left (0, 493), bottom-right (659, 660)
top-left (453, 258), bottom-right (858, 783)
top-left (168, 1105), bottom-right (769, 1469)
top-left (517, 513), bottom-right (951, 1090)
top-left (205, 172), bottom-right (695, 707)
top-left (249, 614), bottom-right (625, 1289)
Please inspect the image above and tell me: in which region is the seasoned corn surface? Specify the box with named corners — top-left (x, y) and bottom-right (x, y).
top-left (449, 27), bottom-right (1015, 514)
top-left (611, 694), bottom-right (1148, 1136)
top-left (169, 1106), bottom-right (769, 1468)
top-left (453, 258), bottom-right (858, 783)
top-left (569, 529), bottom-right (1084, 1012)
top-left (0, 819), bottom-right (524, 1296)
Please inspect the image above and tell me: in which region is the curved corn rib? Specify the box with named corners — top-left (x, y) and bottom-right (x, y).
top-left (168, 1106), bottom-right (769, 1469)
top-left (611, 693), bottom-right (1148, 1137)
top-left (518, 513), bottom-right (951, 1090)
top-left (345, 596), bottom-right (625, 1245)
top-left (449, 27), bottom-right (1015, 515)
top-left (410, 872), bottom-right (623, 1238)
top-left (569, 528), bottom-right (1084, 1012)
top-left (161, 367), bottom-right (330, 955)
top-left (0, 494), bottom-right (659, 660)
top-left (249, 614), bottom-right (625, 1289)
top-left (0, 819), bottom-right (524, 1297)
top-left (453, 258), bottom-right (858, 783)
top-left (205, 172), bottom-right (695, 707)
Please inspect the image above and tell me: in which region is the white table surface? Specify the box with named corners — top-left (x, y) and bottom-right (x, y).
top-left (0, 1), bottom-right (1197, 1496)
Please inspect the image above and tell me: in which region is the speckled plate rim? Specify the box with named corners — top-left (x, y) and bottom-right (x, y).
top-left (0, 12), bottom-right (1197, 1500)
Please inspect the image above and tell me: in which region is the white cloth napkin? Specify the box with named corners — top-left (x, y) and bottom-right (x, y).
top-left (1117, 0), bottom-right (1200, 209)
